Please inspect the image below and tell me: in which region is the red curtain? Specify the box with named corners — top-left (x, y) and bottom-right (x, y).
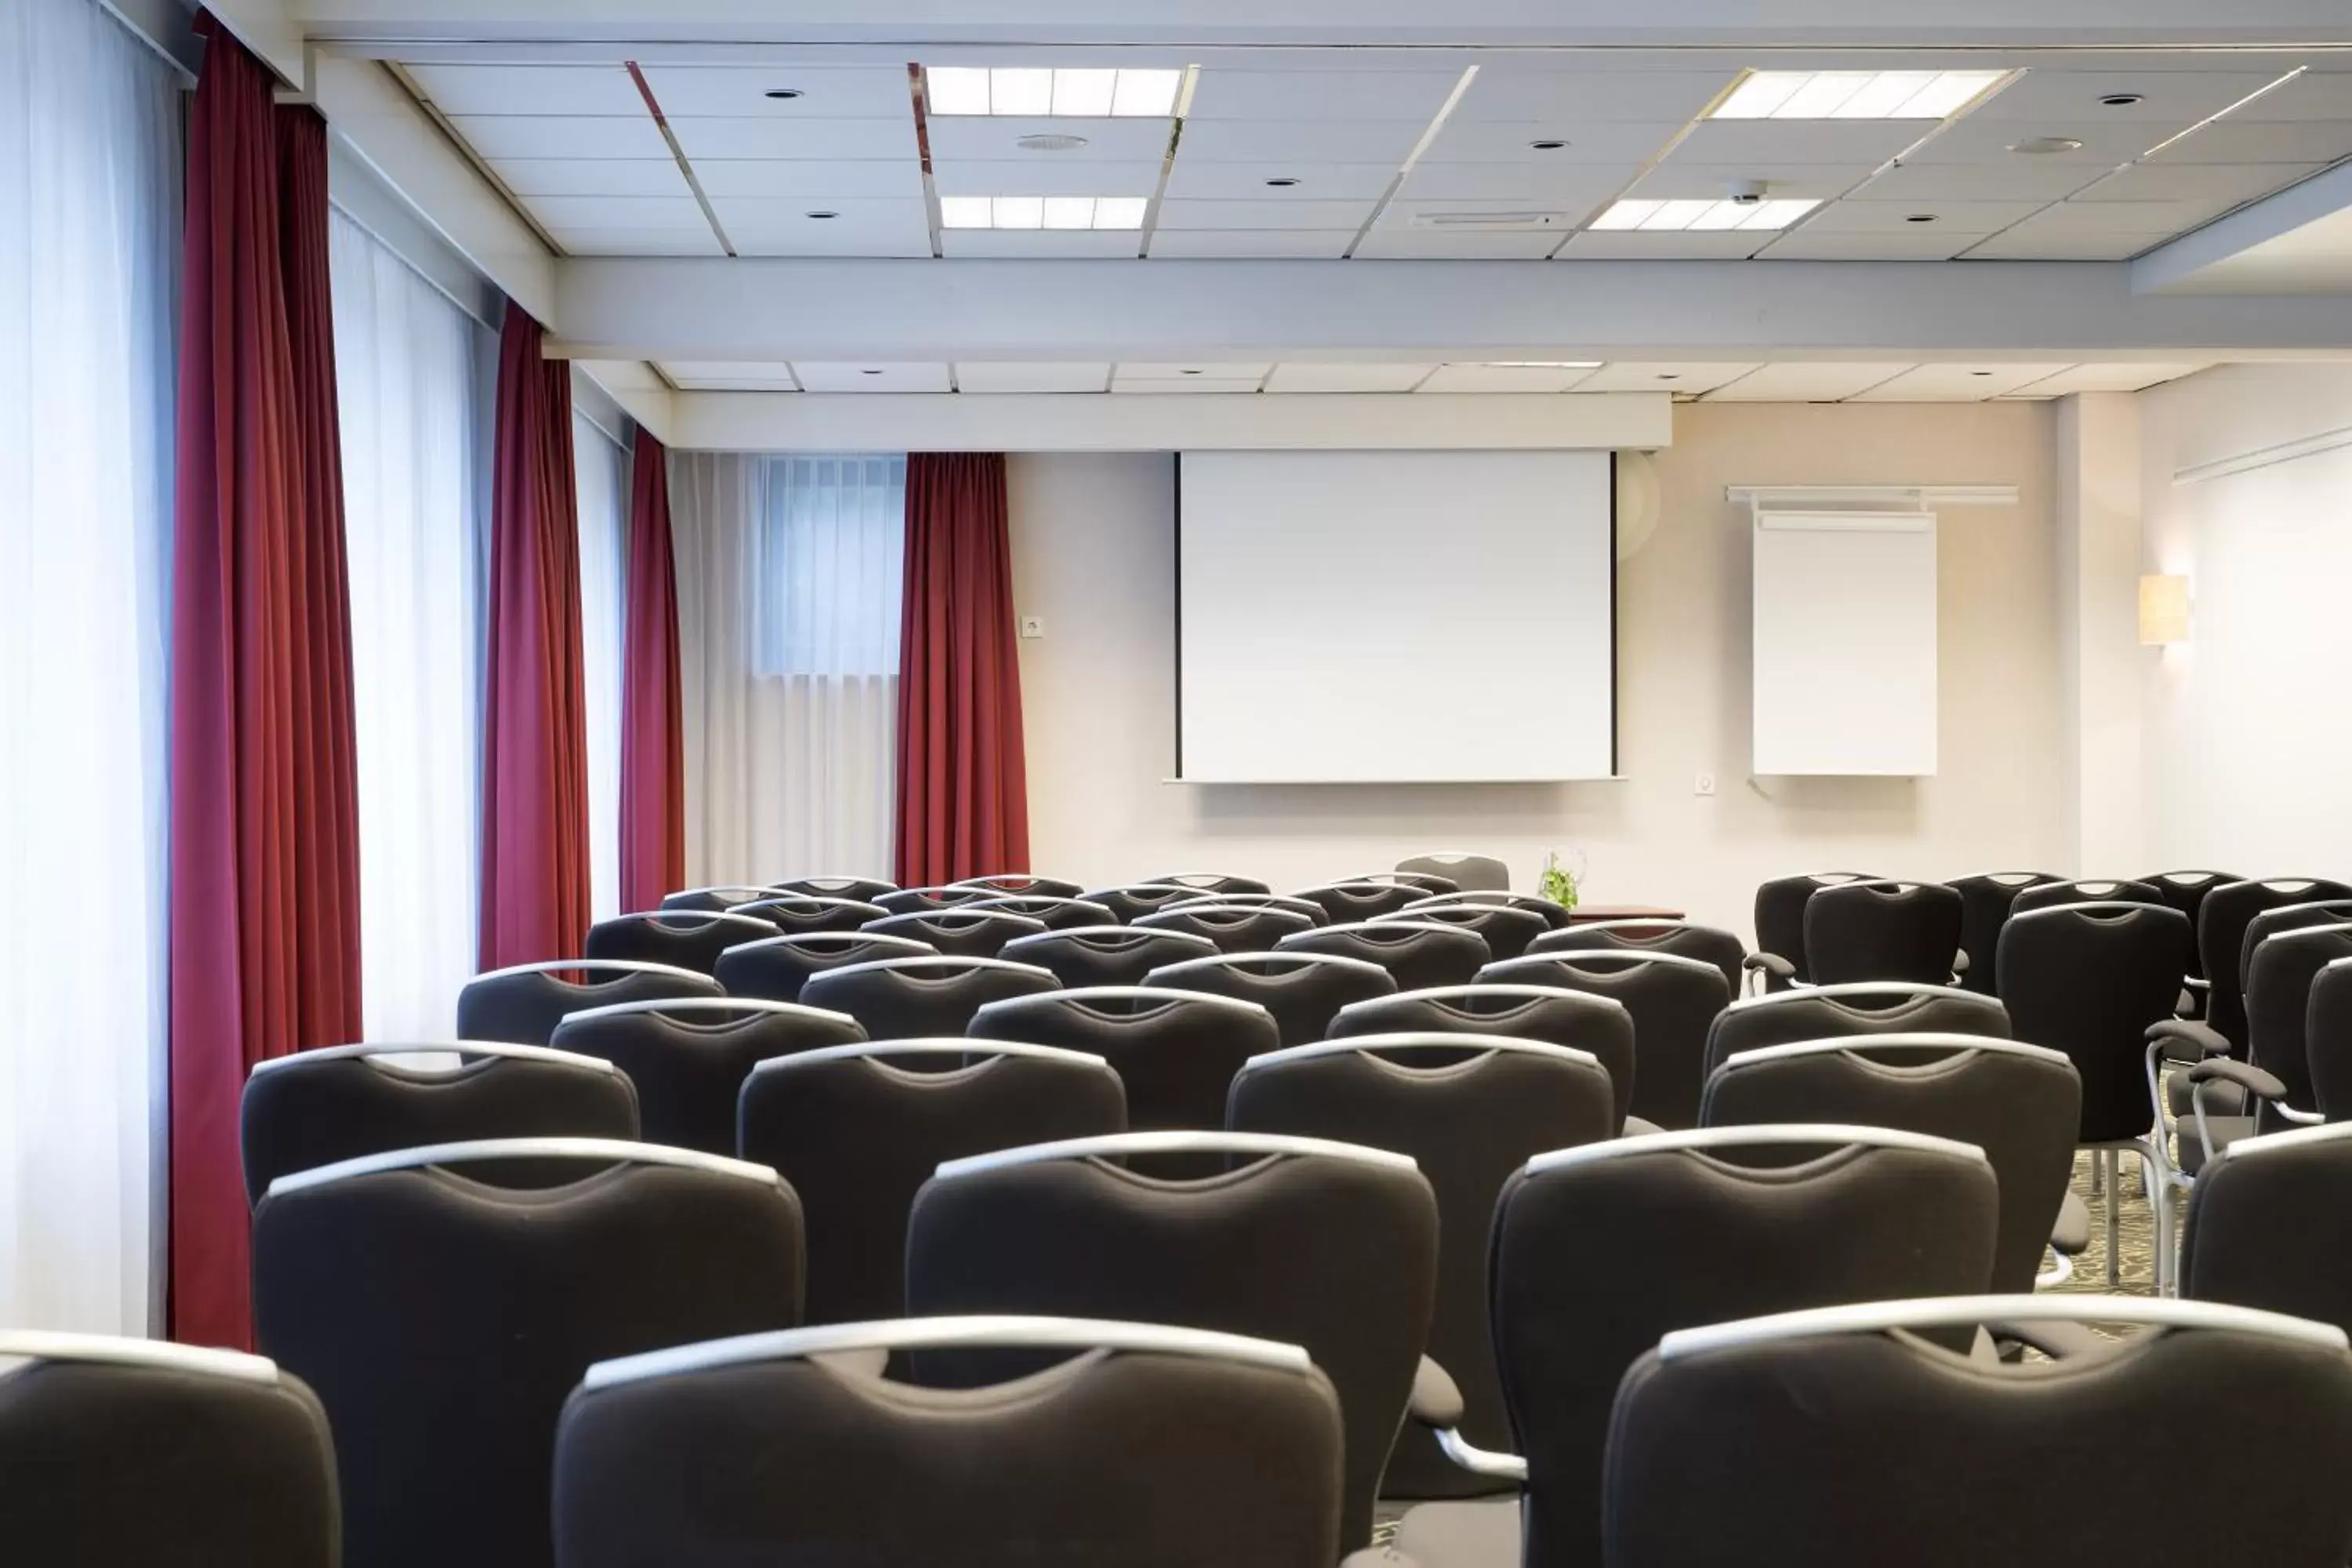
top-left (620, 428), bottom-right (686, 910)
top-left (479, 302), bottom-right (591, 969)
top-left (169, 25), bottom-right (362, 1348)
top-left (894, 453), bottom-right (1032, 885)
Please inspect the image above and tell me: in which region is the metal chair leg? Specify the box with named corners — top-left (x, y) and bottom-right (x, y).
top-left (2102, 1149), bottom-right (2121, 1286)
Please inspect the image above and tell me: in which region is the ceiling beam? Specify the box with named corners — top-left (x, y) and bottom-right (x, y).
top-left (2134, 160), bottom-right (2352, 296)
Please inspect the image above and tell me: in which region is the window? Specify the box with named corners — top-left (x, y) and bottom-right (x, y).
top-left (759, 454), bottom-right (906, 677)
top-left (575, 408), bottom-right (630, 921)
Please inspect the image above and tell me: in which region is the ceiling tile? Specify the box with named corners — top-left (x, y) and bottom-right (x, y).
top-left (517, 194), bottom-right (710, 230)
top-left (448, 115), bottom-right (670, 161)
top-left (668, 117), bottom-right (919, 162)
top-left (635, 64), bottom-right (913, 118)
top-left (726, 198), bottom-right (933, 256)
top-left (1703, 363), bottom-right (1915, 401)
top-left (1577, 361), bottom-right (1761, 393)
top-left (1163, 161), bottom-right (1399, 200)
top-left (1352, 228), bottom-right (1563, 259)
top-left (1110, 377), bottom-right (1265, 394)
top-left (1796, 198), bottom-right (2046, 232)
top-left (1145, 229), bottom-right (1353, 258)
top-left (1156, 197), bottom-right (1374, 230)
top-left (927, 118), bottom-right (1172, 162)
top-left (1417, 363), bottom-right (1595, 393)
top-left (2232, 71), bottom-right (2352, 120)
top-left (954, 362), bottom-right (1112, 393)
top-left (407, 64), bottom-right (645, 118)
top-left (546, 228), bottom-right (725, 257)
top-left (2004, 363), bottom-right (2206, 395)
top-left (1845, 162), bottom-right (2102, 202)
top-left (1627, 162), bottom-right (1880, 201)
top-left (942, 230), bottom-right (1141, 258)
top-left (1981, 196), bottom-right (2232, 234)
top-left (2071, 162), bottom-right (2319, 204)
top-left (1118, 361), bottom-right (1275, 379)
top-left (661, 360), bottom-right (802, 390)
top-left (488, 159), bottom-right (691, 198)
top-left (2147, 120), bottom-right (2352, 164)
top-left (1668, 120), bottom-right (1927, 165)
top-left (690, 161), bottom-right (925, 200)
top-left (1965, 68), bottom-right (2286, 125)
top-left (1184, 69), bottom-right (1461, 122)
top-left (1264, 363), bottom-right (1439, 393)
top-left (1850, 363), bottom-right (2078, 401)
top-left (1553, 230), bottom-right (1769, 259)
top-left (933, 159), bottom-right (1165, 198)
top-left (1396, 162), bottom-right (1629, 208)
top-left (1455, 70), bottom-right (1737, 124)
top-left (1903, 118), bottom-right (2163, 166)
top-left (1417, 119), bottom-right (1687, 165)
top-left (1178, 118), bottom-right (1430, 165)
top-left (1961, 228), bottom-right (2173, 260)
top-left (1754, 227), bottom-right (1984, 260)
top-left (794, 363), bottom-right (953, 393)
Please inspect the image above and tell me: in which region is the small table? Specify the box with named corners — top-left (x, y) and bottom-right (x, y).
top-left (1565, 905), bottom-right (1686, 925)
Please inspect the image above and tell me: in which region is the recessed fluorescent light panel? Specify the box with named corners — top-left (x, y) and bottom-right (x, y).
top-left (939, 195), bottom-right (1150, 230)
top-left (1483, 361), bottom-right (1602, 368)
top-left (1590, 198), bottom-right (1820, 232)
top-left (927, 67), bottom-right (1183, 118)
top-left (1712, 70), bottom-right (2006, 120)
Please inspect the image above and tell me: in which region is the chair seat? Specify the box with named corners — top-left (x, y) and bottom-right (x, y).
top-left (2049, 1190), bottom-right (2091, 1256)
top-left (2177, 1115), bottom-right (2257, 1176)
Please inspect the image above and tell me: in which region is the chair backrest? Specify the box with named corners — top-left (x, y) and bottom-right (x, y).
top-left (583, 910), bottom-right (775, 974)
top-left (1170, 891), bottom-right (1332, 924)
top-left (2244, 900), bottom-right (2352, 982)
top-left (1944, 872), bottom-right (2063, 994)
top-left (2310, 960), bottom-right (2352, 1120)
top-left (1997, 902), bottom-right (2191, 1144)
top-left (1701, 1033), bottom-right (2082, 1293)
top-left (1292, 880), bottom-right (1428, 924)
top-left (960, 893), bottom-right (1117, 930)
top-left (1135, 902), bottom-right (1317, 953)
top-left (551, 1318), bottom-right (1345, 1568)
top-left (906, 1132), bottom-right (1437, 1552)
top-left (1703, 983), bottom-right (2012, 1080)
top-left (1387, 902), bottom-right (1550, 960)
top-left (549, 998), bottom-right (867, 1154)
top-left (1481, 951), bottom-right (1732, 1131)
top-left (1144, 951), bottom-right (1398, 1047)
top-left (948, 873), bottom-right (1086, 899)
top-left (1083, 882), bottom-right (1215, 923)
top-left (2245, 924), bottom-right (2352, 1123)
top-left (2201, 879), bottom-right (2352, 1052)
top-left (241, 1041), bottom-right (641, 1203)
top-left (1751, 873), bottom-right (1873, 988)
top-left (1228, 1036), bottom-right (1614, 1501)
top-left (1801, 880), bottom-right (1965, 986)
top-left (455, 961), bottom-right (722, 1047)
top-left (0, 1334), bottom-right (340, 1567)
top-left (1000, 924), bottom-right (1219, 987)
top-left (1528, 919), bottom-right (1747, 996)
top-left (659, 884), bottom-right (781, 915)
top-left (2186, 1123), bottom-right (2352, 1338)
top-left (2139, 869), bottom-right (2237, 980)
top-left (1330, 984), bottom-right (1638, 1131)
top-left (712, 931), bottom-right (937, 1002)
top-left (1148, 872), bottom-right (1273, 897)
top-left (2009, 877), bottom-right (2166, 917)
top-left (1377, 869), bottom-right (1465, 896)
top-left (768, 875), bottom-right (897, 902)
top-left (967, 986), bottom-right (1279, 1131)
top-left (1276, 919), bottom-right (1492, 992)
top-left (870, 884), bottom-right (1001, 916)
top-left (727, 894), bottom-right (891, 936)
top-left (1604, 1298), bottom-right (2352, 1568)
top-left (738, 1041), bottom-right (1127, 1323)
top-left (1398, 852), bottom-right (1510, 892)
top-left (798, 956), bottom-right (1061, 1040)
top-left (1493, 1129), bottom-right (2001, 1568)
top-left (252, 1141), bottom-right (805, 1568)
top-left (1405, 889), bottom-right (1573, 930)
top-left (860, 908), bottom-right (1049, 957)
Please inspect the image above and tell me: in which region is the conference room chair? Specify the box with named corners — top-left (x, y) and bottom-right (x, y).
top-left (1228, 1035), bottom-right (1614, 1503)
top-left (552, 1318), bottom-right (1348, 1568)
top-left (1747, 871), bottom-right (1875, 990)
top-left (1086, 881), bottom-right (1222, 923)
top-left (861, 907), bottom-right (1048, 958)
top-left (712, 931), bottom-right (936, 1003)
top-left (1602, 1296), bottom-right (2352, 1568)
top-left (737, 1039), bottom-right (1126, 1323)
top-left (798, 954), bottom-right (1060, 1040)
top-left (1702, 981), bottom-right (2011, 1080)
top-left (1480, 950), bottom-right (1730, 1131)
top-left (967, 985), bottom-right (1280, 1133)
top-left (949, 873), bottom-right (1087, 900)
top-left (241, 1040), bottom-right (641, 1203)
top-left (1391, 1127), bottom-right (1998, 1568)
top-left (960, 892), bottom-right (1117, 930)
top-left (456, 960), bottom-right (720, 1047)
top-left (1397, 852), bottom-right (1509, 892)
top-left (2141, 868), bottom-right (2237, 1014)
top-left (905, 1130), bottom-right (1438, 1554)
top-left (1528, 917), bottom-right (1748, 996)
top-left (1144, 950), bottom-right (1399, 1047)
top-left (727, 892), bottom-right (891, 935)
top-left (1149, 871), bottom-right (1275, 897)
top-left (2310, 959), bottom-right (2352, 1119)
top-left (766, 874), bottom-right (898, 902)
top-left (549, 996), bottom-right (867, 1155)
top-left (582, 909), bottom-right (776, 974)
top-left (1167, 888), bottom-right (1332, 923)
top-left (0, 1334), bottom-right (341, 1568)
top-left (659, 883), bottom-right (782, 915)
top-left (1388, 901), bottom-right (1549, 961)
top-left (2162, 892), bottom-right (2352, 1131)
top-left (1329, 984), bottom-right (1637, 1132)
top-left (1135, 899), bottom-right (1319, 953)
top-left (871, 884), bottom-right (1001, 916)
top-left (1405, 889), bottom-right (1574, 931)
top-left (1800, 879), bottom-right (1966, 986)
top-left (252, 1139), bottom-right (804, 1568)
top-left (1944, 870), bottom-right (2063, 994)
top-left (1000, 924), bottom-right (1220, 987)
top-left (1277, 919), bottom-right (1492, 992)
top-left (2182, 1122), bottom-right (2352, 1348)
top-left (1997, 900), bottom-right (2191, 1285)
top-left (1380, 869), bottom-right (1465, 896)
top-left (2199, 878), bottom-right (2352, 1054)
top-left (1700, 1033), bottom-right (2086, 1293)
top-left (1294, 880), bottom-right (1430, 924)
top-left (2009, 877), bottom-right (2167, 916)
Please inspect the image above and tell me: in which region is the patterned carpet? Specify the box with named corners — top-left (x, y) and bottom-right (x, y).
top-left (2048, 1148), bottom-right (2172, 1301)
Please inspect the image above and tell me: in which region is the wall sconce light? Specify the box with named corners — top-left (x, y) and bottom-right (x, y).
top-left (2139, 574), bottom-right (2190, 645)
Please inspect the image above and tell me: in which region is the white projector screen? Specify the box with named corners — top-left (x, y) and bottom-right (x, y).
top-left (1176, 449), bottom-right (1617, 783)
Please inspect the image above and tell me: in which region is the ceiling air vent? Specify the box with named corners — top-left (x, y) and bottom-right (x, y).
top-left (1014, 132), bottom-right (1091, 152)
top-left (1406, 210), bottom-right (1567, 230)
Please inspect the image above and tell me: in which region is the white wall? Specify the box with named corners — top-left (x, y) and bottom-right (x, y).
top-left (1008, 401), bottom-right (2067, 940)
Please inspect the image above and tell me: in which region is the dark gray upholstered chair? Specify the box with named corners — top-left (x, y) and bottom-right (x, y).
top-left (2141, 869), bottom-right (2236, 1011)
top-left (1294, 880), bottom-right (1429, 924)
top-left (552, 1319), bottom-right (1348, 1568)
top-left (1169, 891), bottom-right (1333, 924)
top-left (1084, 882), bottom-right (1216, 924)
top-left (906, 1131), bottom-right (1437, 1554)
top-left (1387, 902), bottom-right (1549, 961)
top-left (456, 960), bottom-right (721, 1047)
top-left (2313, 960), bottom-right (2352, 1120)
top-left (1329, 985), bottom-right (1637, 1132)
top-left (967, 986), bottom-right (1279, 1134)
top-left (0, 1334), bottom-right (341, 1568)
top-left (798, 955), bottom-right (1060, 1040)
top-left (1379, 870), bottom-right (1465, 896)
top-left (1748, 872), bottom-right (1874, 990)
top-left (549, 997), bottom-right (866, 1154)
top-left (1135, 901), bottom-right (1318, 953)
top-left (1944, 871), bottom-right (2063, 994)
top-left (241, 1040), bottom-right (641, 1203)
top-left (1479, 951), bottom-right (1730, 1131)
top-left (960, 893), bottom-right (1117, 930)
top-left (583, 910), bottom-right (776, 974)
top-left (712, 931), bottom-right (936, 1003)
top-left (1000, 924), bottom-right (1219, 987)
top-left (1229, 1035), bottom-right (1614, 1502)
top-left (2010, 877), bottom-right (2167, 917)
top-left (767, 875), bottom-right (897, 903)
top-left (2198, 879), bottom-right (2352, 1054)
top-left (1278, 920), bottom-right (1492, 993)
top-left (659, 883), bottom-right (782, 915)
top-left (1800, 880), bottom-right (1965, 986)
top-left (1529, 919), bottom-right (1747, 997)
top-left (725, 894), bottom-right (891, 936)
top-left (1405, 891), bottom-right (1572, 930)
top-left (1398, 853), bottom-right (1510, 892)
top-left (860, 908), bottom-right (1049, 957)
top-left (1145, 952), bottom-right (1399, 1047)
top-left (1701, 1033), bottom-right (2085, 1293)
top-left (737, 1040), bottom-right (1126, 1323)
top-left (871, 884), bottom-right (1000, 916)
top-left (1149, 872), bottom-right (1274, 897)
top-left (1602, 1297), bottom-right (2352, 1568)
top-left (2183, 1123), bottom-right (2352, 1341)
top-left (252, 1141), bottom-right (804, 1568)
top-left (948, 873), bottom-right (1087, 900)
top-left (1703, 982), bottom-right (2011, 1080)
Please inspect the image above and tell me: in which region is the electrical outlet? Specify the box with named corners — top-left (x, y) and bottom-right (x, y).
top-left (1018, 615), bottom-right (1045, 639)
top-left (1694, 771), bottom-right (1718, 797)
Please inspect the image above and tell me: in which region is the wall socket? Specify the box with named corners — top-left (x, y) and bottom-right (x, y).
top-left (1694, 771), bottom-right (1718, 797)
top-left (1018, 615), bottom-right (1045, 639)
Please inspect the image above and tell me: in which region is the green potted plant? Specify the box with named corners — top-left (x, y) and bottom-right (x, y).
top-left (1539, 849), bottom-right (1581, 913)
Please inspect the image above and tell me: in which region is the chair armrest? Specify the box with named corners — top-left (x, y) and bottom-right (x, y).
top-left (1742, 952), bottom-right (1795, 981)
top-left (2182, 977), bottom-right (2212, 993)
top-left (2187, 1059), bottom-right (2287, 1102)
top-left (1985, 1319), bottom-right (2111, 1359)
top-left (2047, 1190), bottom-right (2091, 1257)
top-left (1951, 949), bottom-right (1971, 976)
top-left (2147, 1019), bottom-right (2230, 1058)
top-left (1410, 1355), bottom-right (1465, 1429)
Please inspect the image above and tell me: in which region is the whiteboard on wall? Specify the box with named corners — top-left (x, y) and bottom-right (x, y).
top-left (1751, 509), bottom-right (1939, 776)
top-left (1176, 449), bottom-right (1617, 783)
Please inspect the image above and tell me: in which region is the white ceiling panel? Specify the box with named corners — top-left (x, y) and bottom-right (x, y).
top-left (1668, 120), bottom-right (1928, 166)
top-left (408, 64), bottom-right (644, 118)
top-left (2071, 162), bottom-right (2318, 204)
top-left (794, 363), bottom-right (954, 393)
top-left (1962, 228), bottom-right (2172, 259)
top-left (1983, 196), bottom-right (2232, 234)
top-left (2231, 71), bottom-right (2352, 119)
top-left (690, 161), bottom-right (924, 200)
top-left (1163, 161), bottom-right (1399, 200)
top-left (661, 361), bottom-right (802, 390)
top-left (1965, 68), bottom-right (2286, 125)
top-left (547, 228), bottom-right (725, 256)
top-left (1178, 118), bottom-right (1431, 165)
top-left (1416, 363), bottom-right (1595, 393)
top-left (954, 362), bottom-right (1111, 393)
top-left (1577, 361), bottom-right (1761, 393)
top-left (668, 117), bottom-right (919, 162)
top-left (636, 65), bottom-right (913, 119)
top-left (489, 159), bottom-right (690, 198)
top-left (448, 115), bottom-right (670, 161)
top-left (1184, 69), bottom-right (1461, 122)
top-left (727, 200), bottom-right (933, 257)
top-left (1456, 70), bottom-right (1736, 124)
top-left (933, 159), bottom-right (1164, 197)
top-left (1797, 198), bottom-right (2046, 231)
top-left (1755, 227), bottom-right (1984, 260)
top-left (1264, 362), bottom-right (1438, 392)
top-left (1554, 230), bottom-right (1769, 259)
top-left (1354, 229), bottom-right (1563, 259)
top-left (518, 194), bottom-right (709, 230)
top-left (1417, 119), bottom-right (1687, 165)
top-left (1903, 118), bottom-right (2161, 166)
top-left (2147, 120), bottom-right (2352, 165)
top-left (1850, 362), bottom-right (2077, 401)
top-left (927, 118), bottom-right (1171, 162)
top-left (942, 230), bottom-right (1141, 257)
top-left (1110, 377), bottom-right (1265, 394)
top-left (2005, 363), bottom-right (2205, 395)
top-left (1118, 361), bottom-right (1275, 379)
top-left (1844, 162), bottom-right (2103, 203)
top-left (1703, 363), bottom-right (1914, 401)
top-left (1627, 163), bottom-right (1881, 200)
top-left (1145, 229), bottom-right (1353, 258)
top-left (1396, 163), bottom-right (1632, 207)
top-left (1156, 197), bottom-right (1376, 230)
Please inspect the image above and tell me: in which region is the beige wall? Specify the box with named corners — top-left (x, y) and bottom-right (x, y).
top-left (1007, 401), bottom-right (2065, 941)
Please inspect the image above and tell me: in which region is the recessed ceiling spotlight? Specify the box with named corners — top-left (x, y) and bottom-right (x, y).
top-left (1906, 212), bottom-right (1940, 223)
top-left (2009, 136), bottom-right (2085, 155)
top-left (1181, 368), bottom-right (1203, 375)
top-left (805, 209), bottom-right (839, 220)
top-left (1014, 132), bottom-right (1091, 152)
top-left (1657, 373), bottom-right (1681, 381)
top-left (764, 88), bottom-right (804, 100)
top-left (1528, 138), bottom-right (1569, 150)
top-left (2100, 92), bottom-right (2144, 107)
top-left (862, 368), bottom-right (885, 376)
top-left (1265, 176), bottom-right (1301, 187)
top-left (1970, 370), bottom-right (1994, 377)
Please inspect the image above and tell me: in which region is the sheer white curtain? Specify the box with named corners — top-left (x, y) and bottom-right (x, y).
top-left (0, 0), bottom-right (180, 1334)
top-left (575, 412), bottom-right (629, 920)
top-left (673, 452), bottom-right (905, 885)
top-left (331, 209), bottom-right (489, 1041)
